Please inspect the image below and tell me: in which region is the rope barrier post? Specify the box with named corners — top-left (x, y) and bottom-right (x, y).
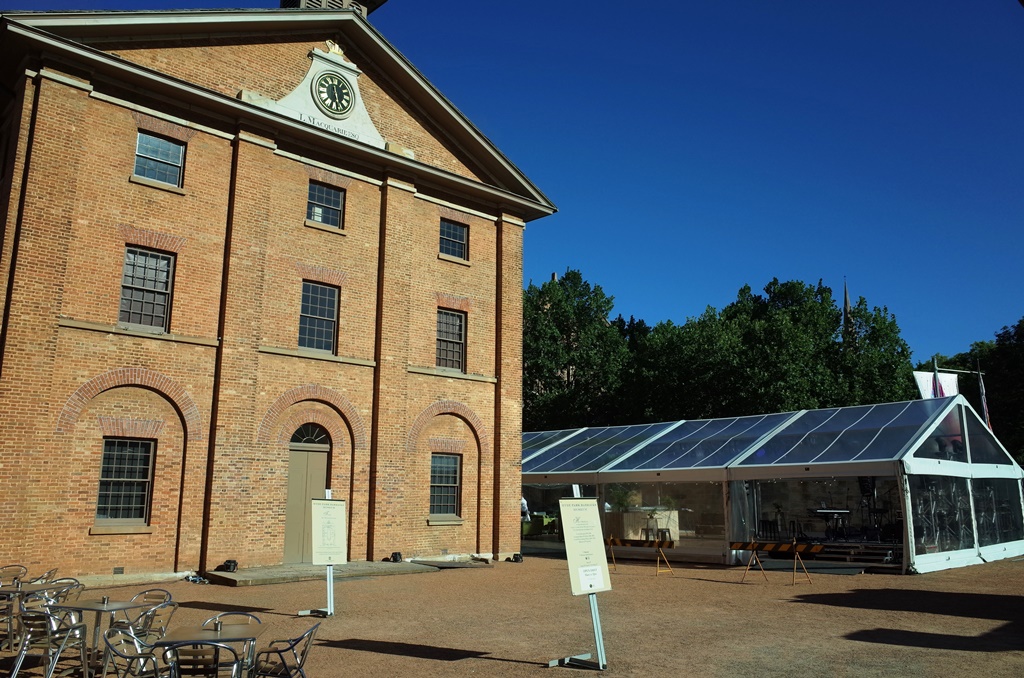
top-left (792, 539), bottom-right (812, 585)
top-left (736, 542), bottom-right (768, 584)
top-left (655, 543), bottom-right (674, 577)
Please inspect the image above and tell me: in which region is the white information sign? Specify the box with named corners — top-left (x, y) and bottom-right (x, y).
top-left (310, 498), bottom-right (347, 566)
top-left (559, 498), bottom-right (612, 596)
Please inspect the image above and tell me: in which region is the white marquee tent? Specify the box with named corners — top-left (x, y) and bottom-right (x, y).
top-left (521, 395), bottom-right (1023, 573)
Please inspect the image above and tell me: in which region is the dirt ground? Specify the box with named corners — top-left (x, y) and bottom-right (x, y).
top-left (5, 552), bottom-right (1024, 677)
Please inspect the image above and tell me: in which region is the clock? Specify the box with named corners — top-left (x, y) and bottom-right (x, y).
top-left (311, 71), bottom-right (354, 118)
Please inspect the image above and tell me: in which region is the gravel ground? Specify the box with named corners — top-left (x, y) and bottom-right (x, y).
top-left (5, 553), bottom-right (1024, 677)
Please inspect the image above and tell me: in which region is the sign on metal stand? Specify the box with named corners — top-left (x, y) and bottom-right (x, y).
top-left (298, 490), bottom-right (347, 617)
top-left (549, 497), bottom-right (610, 670)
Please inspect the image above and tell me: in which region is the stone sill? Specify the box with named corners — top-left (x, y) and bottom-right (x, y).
top-left (90, 525), bottom-right (153, 535)
top-left (259, 345), bottom-right (375, 367)
top-left (129, 174), bottom-right (186, 195)
top-left (58, 318), bottom-right (218, 347)
top-left (407, 366), bottom-right (496, 383)
top-left (437, 252), bottom-right (470, 267)
top-left (304, 218), bottom-right (347, 235)
top-left (427, 516), bottom-right (464, 526)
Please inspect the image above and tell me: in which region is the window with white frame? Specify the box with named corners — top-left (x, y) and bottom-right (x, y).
top-left (134, 132), bottom-right (185, 187)
top-left (436, 309), bottom-right (466, 372)
top-left (96, 438), bottom-right (154, 524)
top-left (439, 218), bottom-right (468, 260)
top-left (430, 453), bottom-right (461, 516)
top-left (119, 246), bottom-right (175, 332)
top-left (306, 181), bottom-right (345, 228)
top-left (299, 280), bottom-right (339, 353)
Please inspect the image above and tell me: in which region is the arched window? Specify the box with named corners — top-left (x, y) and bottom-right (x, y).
top-left (290, 423), bottom-right (331, 447)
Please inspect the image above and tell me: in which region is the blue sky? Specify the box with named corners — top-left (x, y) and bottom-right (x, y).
top-left (7, 1), bottom-right (1024, 362)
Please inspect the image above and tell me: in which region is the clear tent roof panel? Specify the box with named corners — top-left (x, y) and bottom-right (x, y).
top-left (605, 413), bottom-right (794, 471)
top-left (522, 429), bottom-right (580, 460)
top-left (522, 421), bottom-right (676, 474)
top-left (738, 398), bottom-right (952, 467)
top-left (850, 399), bottom-right (950, 461)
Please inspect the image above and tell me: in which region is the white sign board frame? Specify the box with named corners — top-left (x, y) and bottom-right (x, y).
top-left (560, 498), bottom-right (611, 596)
top-left (310, 498), bottom-right (347, 565)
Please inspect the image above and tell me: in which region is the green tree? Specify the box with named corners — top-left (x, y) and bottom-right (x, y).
top-left (837, 296), bottom-right (917, 406)
top-left (984, 318), bottom-right (1024, 461)
top-left (717, 279), bottom-right (844, 414)
top-left (523, 269), bottom-right (628, 430)
top-left (618, 279), bottom-right (916, 423)
top-left (610, 315), bottom-right (654, 423)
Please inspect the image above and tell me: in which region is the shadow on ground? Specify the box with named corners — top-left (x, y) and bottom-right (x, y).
top-left (320, 638), bottom-right (546, 667)
top-left (793, 589), bottom-right (1024, 621)
top-left (175, 601), bottom-right (276, 615)
top-left (793, 588), bottom-right (1024, 652)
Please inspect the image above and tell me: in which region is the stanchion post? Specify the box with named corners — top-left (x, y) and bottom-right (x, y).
top-left (589, 593), bottom-right (607, 669)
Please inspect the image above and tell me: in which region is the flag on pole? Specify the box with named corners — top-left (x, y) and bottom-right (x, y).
top-left (932, 358), bottom-right (945, 398)
top-left (913, 370), bottom-right (959, 399)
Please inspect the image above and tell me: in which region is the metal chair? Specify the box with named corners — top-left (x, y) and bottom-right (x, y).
top-left (132, 589), bottom-right (173, 607)
top-left (123, 601), bottom-right (179, 644)
top-left (47, 577), bottom-right (80, 588)
top-left (202, 613), bottom-right (261, 674)
top-left (41, 577), bottom-right (84, 608)
top-left (9, 609), bottom-right (88, 678)
top-left (20, 590), bottom-right (56, 612)
top-left (102, 626), bottom-right (166, 678)
top-left (27, 568), bottom-right (59, 584)
top-left (118, 589), bottom-right (172, 624)
top-left (6, 589), bottom-right (60, 652)
top-left (0, 564), bottom-right (29, 647)
top-left (0, 564), bottom-right (28, 586)
top-left (251, 623), bottom-right (319, 678)
top-left (162, 641), bottom-right (241, 678)
top-left (201, 612), bottom-right (262, 626)
top-left (18, 582), bottom-right (85, 630)
top-left (0, 590), bottom-right (17, 651)
top-left (64, 582), bottom-right (87, 604)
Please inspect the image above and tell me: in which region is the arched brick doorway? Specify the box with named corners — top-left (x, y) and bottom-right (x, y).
top-left (284, 423), bottom-right (331, 564)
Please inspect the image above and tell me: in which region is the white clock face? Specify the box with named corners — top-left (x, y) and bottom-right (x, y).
top-left (312, 72), bottom-right (354, 118)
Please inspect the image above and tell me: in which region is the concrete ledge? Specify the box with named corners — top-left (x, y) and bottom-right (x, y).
top-left (409, 559), bottom-right (492, 570)
top-left (204, 561), bottom-right (439, 587)
top-left (75, 571), bottom-right (192, 589)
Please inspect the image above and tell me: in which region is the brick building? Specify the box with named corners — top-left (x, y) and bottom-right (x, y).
top-left (0, 3), bottom-right (554, 578)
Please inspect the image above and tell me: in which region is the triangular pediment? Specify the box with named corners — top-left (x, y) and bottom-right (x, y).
top-left (0, 9), bottom-right (556, 220)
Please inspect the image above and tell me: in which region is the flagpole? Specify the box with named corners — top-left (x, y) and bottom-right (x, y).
top-left (978, 358), bottom-right (993, 431)
top-left (843, 277), bottom-right (853, 343)
top-left (932, 357), bottom-right (944, 398)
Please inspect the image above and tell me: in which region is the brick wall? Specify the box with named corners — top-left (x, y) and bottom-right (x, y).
top-left (0, 21), bottom-right (535, 577)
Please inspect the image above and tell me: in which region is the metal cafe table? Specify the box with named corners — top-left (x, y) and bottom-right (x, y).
top-left (154, 623), bottom-right (269, 672)
top-left (52, 597), bottom-right (151, 674)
